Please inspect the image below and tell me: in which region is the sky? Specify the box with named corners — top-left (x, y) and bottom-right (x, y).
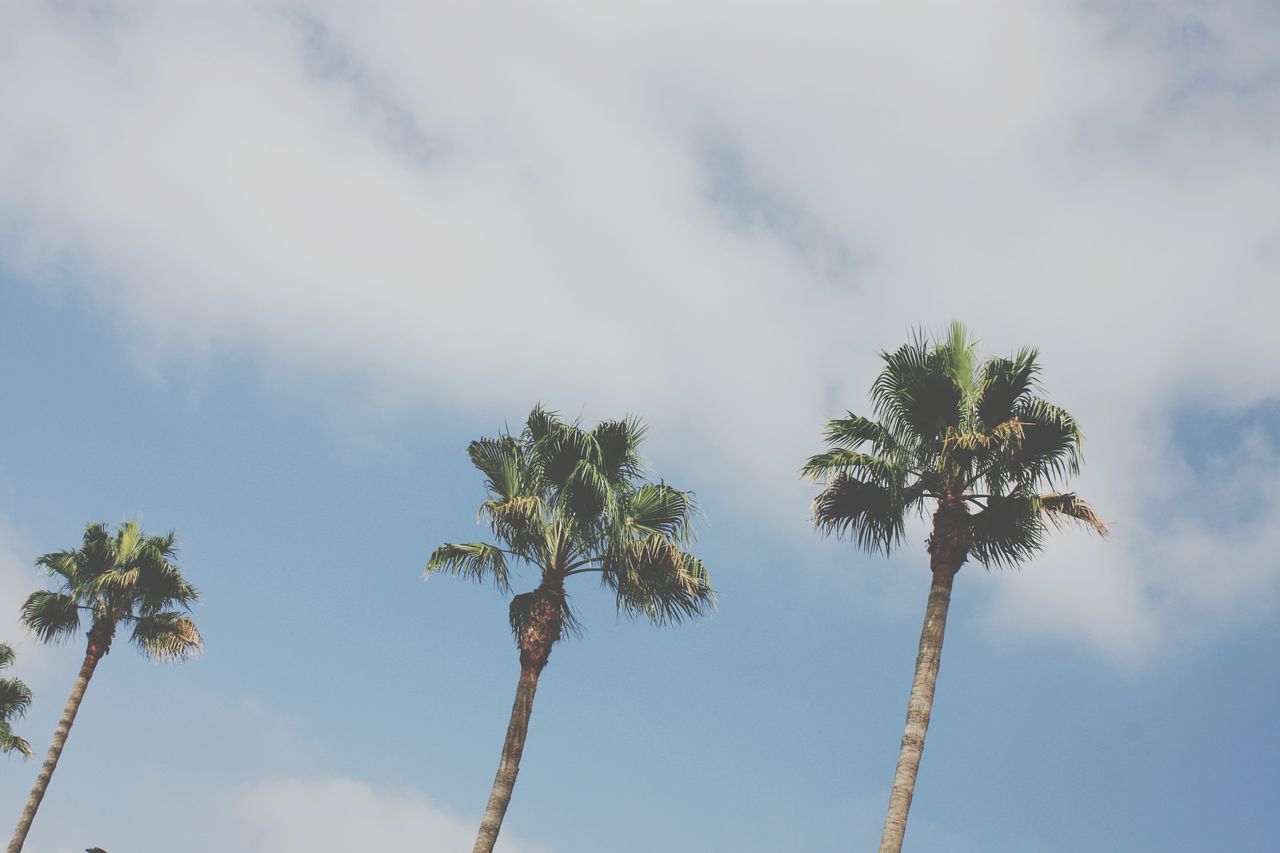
top-left (0, 1), bottom-right (1278, 851)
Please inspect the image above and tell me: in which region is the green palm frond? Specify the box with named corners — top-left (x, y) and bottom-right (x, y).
top-left (801, 448), bottom-right (899, 484)
top-left (114, 521), bottom-right (145, 565)
top-left (426, 543), bottom-right (513, 592)
top-left (1040, 492), bottom-right (1108, 536)
top-left (481, 496), bottom-right (546, 557)
top-left (78, 522), bottom-right (124, 584)
top-left (561, 458), bottom-right (615, 526)
top-left (34, 550), bottom-right (79, 583)
top-left (622, 484), bottom-right (695, 541)
top-left (523, 404), bottom-right (559, 445)
top-left (872, 337), bottom-right (966, 443)
top-left (468, 436), bottom-right (525, 500)
top-left (602, 536), bottom-right (715, 626)
top-left (20, 591), bottom-right (81, 644)
top-left (823, 413), bottom-right (897, 453)
top-left (968, 489), bottom-right (1046, 568)
top-left (0, 645), bottom-right (32, 729)
top-left (537, 421), bottom-right (594, 491)
top-left (591, 417), bottom-right (645, 483)
top-left (0, 722), bottom-right (33, 759)
top-left (939, 320), bottom-right (979, 399)
top-left (812, 474), bottom-right (906, 554)
top-left (977, 348), bottom-right (1039, 428)
top-left (129, 612), bottom-right (203, 660)
top-left (0, 678), bottom-right (32, 719)
top-left (1011, 397), bottom-right (1082, 485)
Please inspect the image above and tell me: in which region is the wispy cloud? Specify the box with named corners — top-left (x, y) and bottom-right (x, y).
top-left (1, 1), bottom-right (1277, 664)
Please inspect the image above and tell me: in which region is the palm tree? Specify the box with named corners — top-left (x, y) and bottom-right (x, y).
top-left (803, 323), bottom-right (1107, 853)
top-left (0, 644), bottom-right (33, 760)
top-left (427, 406), bottom-right (715, 853)
top-left (8, 522), bottom-right (202, 853)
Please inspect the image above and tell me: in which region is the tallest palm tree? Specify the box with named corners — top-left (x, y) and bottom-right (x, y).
top-left (804, 324), bottom-right (1107, 853)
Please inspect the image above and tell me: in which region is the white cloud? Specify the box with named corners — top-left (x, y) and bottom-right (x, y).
top-left (1, 1), bottom-right (1278, 663)
top-left (224, 776), bottom-right (551, 853)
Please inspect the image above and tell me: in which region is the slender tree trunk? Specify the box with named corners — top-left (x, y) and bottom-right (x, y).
top-left (9, 628), bottom-right (110, 853)
top-left (472, 583), bottom-right (563, 853)
top-left (879, 501), bottom-right (969, 853)
top-left (472, 664), bottom-right (541, 853)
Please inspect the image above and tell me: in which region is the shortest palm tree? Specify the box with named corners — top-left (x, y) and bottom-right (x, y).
top-left (427, 406), bottom-right (715, 853)
top-left (8, 522), bottom-right (202, 853)
top-left (0, 644), bottom-right (33, 759)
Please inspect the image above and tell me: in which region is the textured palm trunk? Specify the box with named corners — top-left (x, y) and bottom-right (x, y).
top-left (878, 501), bottom-right (968, 853)
top-left (9, 623), bottom-right (112, 853)
top-left (472, 585), bottom-right (562, 853)
top-left (472, 664), bottom-right (541, 853)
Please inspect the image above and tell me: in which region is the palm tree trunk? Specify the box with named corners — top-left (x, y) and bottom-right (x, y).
top-left (878, 564), bottom-right (958, 853)
top-left (472, 663), bottom-right (541, 853)
top-left (8, 643), bottom-right (106, 853)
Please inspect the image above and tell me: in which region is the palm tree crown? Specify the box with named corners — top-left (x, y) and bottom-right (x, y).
top-left (21, 522), bottom-right (202, 660)
top-left (0, 644), bottom-right (33, 759)
top-left (427, 405), bottom-right (715, 660)
top-left (804, 322), bottom-right (1106, 564)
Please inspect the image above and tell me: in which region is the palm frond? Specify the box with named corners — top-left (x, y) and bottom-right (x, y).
top-left (467, 436), bottom-right (525, 500)
top-left (822, 414), bottom-right (896, 453)
top-left (537, 420), bottom-right (598, 495)
top-left (591, 417), bottom-right (645, 484)
top-left (939, 320), bottom-right (980, 400)
top-left (481, 496), bottom-right (546, 557)
top-left (20, 591), bottom-right (81, 644)
top-left (77, 522), bottom-right (116, 582)
top-left (977, 348), bottom-right (1040, 428)
top-left (130, 539), bottom-right (201, 616)
top-left (968, 489), bottom-right (1046, 568)
top-left (872, 338), bottom-right (966, 443)
top-left (1040, 492), bottom-right (1108, 536)
top-left (114, 521), bottom-right (145, 566)
top-left (0, 678), bottom-right (32, 720)
top-left (811, 474), bottom-right (906, 554)
top-left (129, 612), bottom-right (203, 660)
top-left (425, 542), bottom-right (513, 592)
top-left (1010, 397), bottom-right (1082, 485)
top-left (602, 537), bottom-right (716, 626)
top-left (622, 483), bottom-right (695, 542)
top-left (523, 404), bottom-right (559, 445)
top-left (801, 448), bottom-right (899, 484)
top-left (0, 643), bottom-right (14, 670)
top-left (0, 722), bottom-right (33, 759)
top-left (561, 458), bottom-right (615, 527)
top-left (34, 550), bottom-right (79, 584)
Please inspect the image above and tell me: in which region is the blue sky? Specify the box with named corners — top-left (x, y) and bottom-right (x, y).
top-left (2, 2), bottom-right (1279, 852)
